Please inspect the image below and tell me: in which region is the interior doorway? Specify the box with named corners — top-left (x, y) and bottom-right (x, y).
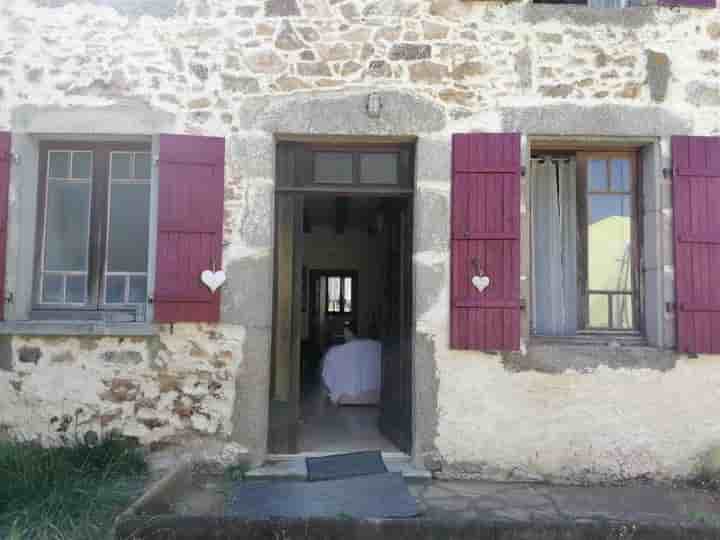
top-left (268, 141), bottom-right (415, 455)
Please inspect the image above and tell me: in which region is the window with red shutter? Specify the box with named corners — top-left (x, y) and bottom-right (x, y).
top-left (451, 133), bottom-right (521, 351)
top-left (155, 134), bottom-right (225, 323)
top-left (0, 132), bottom-right (11, 321)
top-left (672, 136), bottom-right (720, 353)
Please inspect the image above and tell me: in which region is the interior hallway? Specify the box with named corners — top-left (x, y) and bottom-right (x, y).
top-left (298, 385), bottom-right (398, 453)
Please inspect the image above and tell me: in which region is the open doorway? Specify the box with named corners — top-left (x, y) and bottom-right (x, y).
top-left (269, 141), bottom-right (414, 455)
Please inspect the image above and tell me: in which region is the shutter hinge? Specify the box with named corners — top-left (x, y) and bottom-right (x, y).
top-left (520, 298), bottom-right (527, 310)
top-left (521, 166), bottom-right (527, 177)
top-left (4, 292), bottom-right (13, 305)
top-left (666, 302), bottom-right (676, 313)
top-left (153, 155), bottom-right (160, 166)
top-left (148, 296), bottom-right (154, 304)
top-left (0, 152), bottom-right (19, 165)
top-left (662, 167), bottom-right (673, 179)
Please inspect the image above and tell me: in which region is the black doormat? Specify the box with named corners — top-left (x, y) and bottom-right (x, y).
top-left (306, 450), bottom-right (388, 482)
top-left (227, 473), bottom-right (419, 519)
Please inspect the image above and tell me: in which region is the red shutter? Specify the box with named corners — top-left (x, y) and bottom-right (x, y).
top-left (451, 133), bottom-right (521, 351)
top-left (155, 134), bottom-right (225, 323)
top-left (672, 135), bottom-right (720, 353)
top-left (658, 0), bottom-right (714, 8)
top-left (0, 133), bottom-right (10, 321)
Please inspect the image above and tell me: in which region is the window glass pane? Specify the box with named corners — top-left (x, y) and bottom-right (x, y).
top-left (610, 159), bottom-right (631, 192)
top-left (588, 194), bottom-right (632, 291)
top-left (314, 153), bottom-right (353, 183)
top-left (327, 276), bottom-right (341, 312)
top-left (588, 294), bottom-right (609, 328)
top-left (134, 153), bottom-right (152, 180)
top-left (588, 159), bottom-right (608, 192)
top-left (107, 183), bottom-right (151, 272)
top-left (612, 294), bottom-right (634, 329)
top-left (42, 274), bottom-right (64, 303)
top-left (111, 152), bottom-right (132, 180)
top-left (343, 277), bottom-right (352, 313)
top-left (128, 276), bottom-right (147, 304)
top-left (65, 275), bottom-right (87, 304)
top-left (44, 181), bottom-right (90, 272)
top-left (71, 151), bottom-right (92, 179)
top-left (48, 151), bottom-right (70, 178)
top-left (360, 153), bottom-right (398, 184)
top-left (106, 275), bottom-right (126, 304)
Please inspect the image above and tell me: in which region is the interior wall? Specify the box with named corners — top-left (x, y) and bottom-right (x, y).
top-left (302, 223), bottom-right (386, 340)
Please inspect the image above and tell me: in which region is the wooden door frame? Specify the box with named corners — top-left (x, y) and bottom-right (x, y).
top-left (270, 140), bottom-right (415, 455)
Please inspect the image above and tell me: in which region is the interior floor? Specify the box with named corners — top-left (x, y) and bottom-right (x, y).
top-left (298, 382), bottom-right (399, 453)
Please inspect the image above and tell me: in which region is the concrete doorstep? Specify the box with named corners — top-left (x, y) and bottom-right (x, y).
top-left (115, 458), bottom-right (720, 540)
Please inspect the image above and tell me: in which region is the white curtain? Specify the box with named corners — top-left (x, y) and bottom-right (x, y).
top-left (531, 158), bottom-right (578, 336)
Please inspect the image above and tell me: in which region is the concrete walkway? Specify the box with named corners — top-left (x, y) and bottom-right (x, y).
top-left (118, 472), bottom-right (720, 538)
top-left (410, 481), bottom-right (720, 529)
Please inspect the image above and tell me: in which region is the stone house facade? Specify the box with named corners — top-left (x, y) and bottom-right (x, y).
top-left (1, 0), bottom-right (720, 483)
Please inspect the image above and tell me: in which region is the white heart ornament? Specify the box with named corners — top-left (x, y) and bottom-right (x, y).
top-left (471, 275), bottom-right (490, 293)
top-left (201, 270), bottom-right (226, 293)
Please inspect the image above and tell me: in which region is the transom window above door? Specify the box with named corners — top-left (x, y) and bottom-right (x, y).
top-left (275, 142), bottom-right (415, 193)
top-left (35, 142), bottom-right (152, 319)
top-left (530, 150), bottom-right (640, 337)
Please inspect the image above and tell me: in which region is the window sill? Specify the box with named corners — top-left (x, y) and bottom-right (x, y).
top-left (0, 320), bottom-right (156, 337)
top-left (530, 333), bottom-right (647, 347)
top-left (504, 335), bottom-right (676, 373)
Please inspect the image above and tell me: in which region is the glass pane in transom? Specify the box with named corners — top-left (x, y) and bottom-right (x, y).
top-left (314, 153), bottom-right (353, 183)
top-left (610, 159), bottom-right (631, 192)
top-left (71, 152), bottom-right (92, 179)
top-left (134, 153), bottom-right (152, 180)
top-left (111, 152), bottom-right (133, 180)
top-left (360, 153), bottom-right (399, 184)
top-left (588, 159), bottom-right (608, 192)
top-left (48, 151), bottom-right (70, 179)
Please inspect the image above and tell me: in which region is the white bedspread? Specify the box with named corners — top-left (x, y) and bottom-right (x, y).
top-left (321, 339), bottom-right (382, 404)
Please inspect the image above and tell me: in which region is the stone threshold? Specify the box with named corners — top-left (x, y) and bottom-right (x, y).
top-left (246, 452), bottom-right (432, 482)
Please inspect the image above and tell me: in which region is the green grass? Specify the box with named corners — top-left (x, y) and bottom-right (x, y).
top-left (0, 436), bottom-right (147, 540)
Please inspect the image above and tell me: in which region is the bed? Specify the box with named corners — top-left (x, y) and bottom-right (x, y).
top-left (321, 339), bottom-right (382, 405)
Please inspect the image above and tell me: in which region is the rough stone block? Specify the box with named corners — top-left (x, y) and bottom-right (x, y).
top-left (265, 0), bottom-right (300, 16)
top-left (235, 90), bottom-right (445, 135)
top-left (34, 0), bottom-right (177, 18)
top-left (389, 43), bottom-right (431, 61)
top-left (103, 350), bottom-right (143, 365)
top-left (501, 104), bottom-right (690, 137)
top-left (645, 50), bottom-right (670, 103)
top-left (686, 81), bottom-right (720, 108)
top-left (17, 346), bottom-right (41, 365)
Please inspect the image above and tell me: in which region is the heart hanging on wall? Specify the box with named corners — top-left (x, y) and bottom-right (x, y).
top-left (201, 270), bottom-right (227, 293)
top-left (471, 274), bottom-right (490, 293)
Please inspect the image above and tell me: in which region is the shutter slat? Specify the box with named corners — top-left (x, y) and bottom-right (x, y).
top-left (451, 133), bottom-right (521, 351)
top-left (672, 135), bottom-right (720, 353)
top-left (155, 134), bottom-right (225, 323)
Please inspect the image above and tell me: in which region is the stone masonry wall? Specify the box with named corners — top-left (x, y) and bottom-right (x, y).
top-left (1, 0), bottom-right (720, 480)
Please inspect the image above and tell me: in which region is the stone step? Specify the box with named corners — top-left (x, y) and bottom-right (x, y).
top-left (245, 453), bottom-right (431, 482)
